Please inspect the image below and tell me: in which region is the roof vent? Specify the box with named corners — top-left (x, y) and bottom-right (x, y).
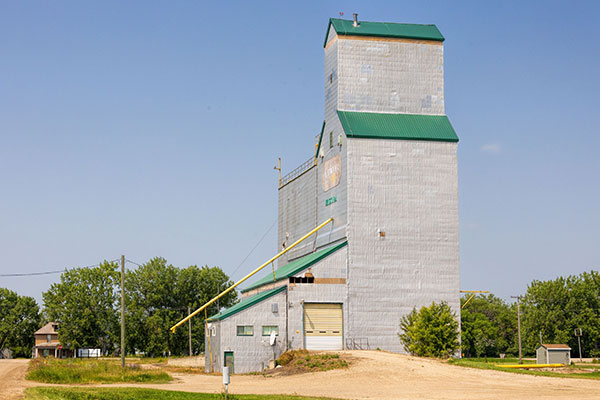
top-left (353, 13), bottom-right (359, 27)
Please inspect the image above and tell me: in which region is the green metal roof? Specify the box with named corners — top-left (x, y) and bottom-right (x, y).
top-left (207, 286), bottom-right (286, 321)
top-left (337, 111), bottom-right (459, 142)
top-left (315, 120), bottom-right (326, 159)
top-left (324, 18), bottom-right (444, 47)
top-left (241, 241), bottom-right (348, 293)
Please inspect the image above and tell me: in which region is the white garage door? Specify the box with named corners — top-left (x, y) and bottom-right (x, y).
top-left (304, 303), bottom-right (343, 350)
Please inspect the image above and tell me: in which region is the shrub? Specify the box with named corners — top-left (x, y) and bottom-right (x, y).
top-left (398, 301), bottom-right (459, 358)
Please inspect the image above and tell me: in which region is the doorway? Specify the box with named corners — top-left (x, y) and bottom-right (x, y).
top-left (224, 351), bottom-right (234, 373)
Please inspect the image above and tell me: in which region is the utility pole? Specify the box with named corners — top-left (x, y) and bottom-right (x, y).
top-left (188, 306), bottom-right (192, 356)
top-left (511, 296), bottom-right (522, 364)
top-left (575, 328), bottom-right (583, 362)
top-left (120, 255), bottom-right (125, 368)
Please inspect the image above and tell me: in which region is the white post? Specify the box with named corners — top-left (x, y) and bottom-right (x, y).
top-left (35, 348), bottom-right (38, 358)
top-left (223, 366), bottom-right (230, 398)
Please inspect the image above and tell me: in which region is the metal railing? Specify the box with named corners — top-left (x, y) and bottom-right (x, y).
top-left (346, 338), bottom-right (370, 350)
top-left (280, 156), bottom-right (316, 188)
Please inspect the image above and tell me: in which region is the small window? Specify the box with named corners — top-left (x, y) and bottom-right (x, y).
top-left (47, 334), bottom-right (52, 342)
top-left (236, 325), bottom-right (253, 336)
top-left (289, 276), bottom-right (315, 284)
top-left (329, 131), bottom-right (334, 149)
top-left (262, 326), bottom-right (279, 336)
top-left (328, 73), bottom-right (333, 84)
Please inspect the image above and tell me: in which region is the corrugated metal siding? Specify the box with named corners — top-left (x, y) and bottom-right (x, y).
top-left (338, 111), bottom-right (458, 142)
top-left (208, 286), bottom-right (286, 321)
top-left (548, 350), bottom-right (571, 365)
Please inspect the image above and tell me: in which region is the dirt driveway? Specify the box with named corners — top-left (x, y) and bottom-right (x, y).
top-left (0, 359), bottom-right (34, 400)
top-left (7, 351), bottom-right (600, 399)
top-left (94, 351), bottom-right (600, 399)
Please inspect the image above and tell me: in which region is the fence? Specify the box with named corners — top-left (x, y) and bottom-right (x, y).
top-left (280, 156), bottom-right (316, 188)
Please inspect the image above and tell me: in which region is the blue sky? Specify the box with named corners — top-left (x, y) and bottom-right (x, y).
top-left (1, 1), bottom-right (598, 305)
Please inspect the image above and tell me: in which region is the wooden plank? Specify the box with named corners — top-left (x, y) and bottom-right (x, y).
top-left (338, 35), bottom-right (443, 46)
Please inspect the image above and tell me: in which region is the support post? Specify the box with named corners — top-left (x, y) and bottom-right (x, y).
top-left (205, 308), bottom-right (213, 372)
top-left (188, 306), bottom-right (192, 356)
top-left (575, 328), bottom-right (583, 362)
top-left (274, 158), bottom-right (281, 187)
top-left (120, 255), bottom-right (125, 368)
top-left (511, 295), bottom-right (522, 364)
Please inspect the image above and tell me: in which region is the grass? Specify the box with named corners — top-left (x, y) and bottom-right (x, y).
top-left (24, 387), bottom-right (339, 400)
top-left (26, 358), bottom-right (172, 384)
top-left (448, 357), bottom-right (600, 381)
top-left (274, 350), bottom-right (348, 374)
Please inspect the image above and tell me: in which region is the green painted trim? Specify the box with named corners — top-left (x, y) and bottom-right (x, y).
top-left (337, 111), bottom-right (459, 142)
top-left (241, 241), bottom-right (348, 293)
top-left (324, 18), bottom-right (444, 48)
top-left (324, 19), bottom-right (333, 48)
top-left (315, 120), bottom-right (326, 159)
top-left (207, 286), bottom-right (286, 321)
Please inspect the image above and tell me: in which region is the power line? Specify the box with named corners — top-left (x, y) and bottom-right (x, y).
top-left (0, 270), bottom-right (64, 277)
top-left (125, 259), bottom-right (143, 267)
top-left (125, 219), bottom-right (276, 279)
top-left (230, 219), bottom-right (277, 280)
top-left (0, 259), bottom-right (120, 277)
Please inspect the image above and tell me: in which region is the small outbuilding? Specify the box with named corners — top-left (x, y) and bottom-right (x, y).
top-left (536, 344), bottom-right (571, 365)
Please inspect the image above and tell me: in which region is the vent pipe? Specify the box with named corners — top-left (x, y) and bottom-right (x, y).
top-left (353, 13), bottom-right (359, 27)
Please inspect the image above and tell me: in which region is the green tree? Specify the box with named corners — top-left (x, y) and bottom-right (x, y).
top-left (460, 294), bottom-right (517, 357)
top-left (0, 288), bottom-right (40, 357)
top-left (125, 258), bottom-right (236, 356)
top-left (399, 302), bottom-right (459, 358)
top-left (42, 261), bottom-right (120, 353)
top-left (521, 270), bottom-right (600, 357)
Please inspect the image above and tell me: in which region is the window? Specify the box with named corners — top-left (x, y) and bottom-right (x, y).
top-left (236, 325), bottom-right (253, 336)
top-left (289, 276), bottom-right (314, 284)
top-left (262, 326), bottom-right (279, 336)
top-left (329, 131), bottom-right (334, 149)
top-left (328, 73), bottom-right (333, 84)
top-left (47, 334), bottom-right (52, 342)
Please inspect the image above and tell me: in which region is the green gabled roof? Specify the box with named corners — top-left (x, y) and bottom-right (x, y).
top-left (337, 111), bottom-right (459, 142)
top-left (324, 18), bottom-right (444, 47)
top-left (241, 241), bottom-right (348, 293)
top-left (208, 286), bottom-right (286, 321)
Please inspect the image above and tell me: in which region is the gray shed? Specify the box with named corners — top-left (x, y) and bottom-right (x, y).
top-left (536, 344), bottom-right (571, 365)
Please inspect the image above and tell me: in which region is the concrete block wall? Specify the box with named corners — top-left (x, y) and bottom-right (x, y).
top-left (345, 138), bottom-right (460, 352)
top-left (337, 38), bottom-right (444, 115)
